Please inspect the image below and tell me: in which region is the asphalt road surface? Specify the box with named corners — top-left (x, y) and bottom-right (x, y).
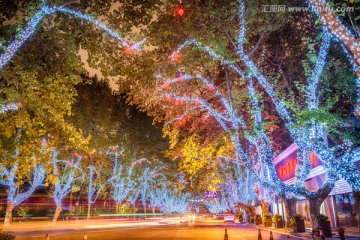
top-left (4, 219), bottom-right (304, 240)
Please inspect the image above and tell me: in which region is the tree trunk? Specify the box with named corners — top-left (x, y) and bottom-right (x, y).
top-left (133, 203), bottom-right (136, 219)
top-left (4, 202), bottom-right (15, 227)
top-left (52, 207), bottom-right (62, 223)
top-left (307, 197), bottom-right (323, 226)
top-left (70, 190), bottom-right (73, 212)
top-left (237, 202), bottom-right (255, 219)
top-left (280, 196), bottom-right (297, 228)
top-left (260, 200), bottom-right (269, 216)
top-left (74, 184), bottom-right (84, 221)
top-left (116, 202), bottom-right (120, 214)
top-left (87, 203), bottom-right (91, 221)
top-left (353, 191), bottom-right (360, 231)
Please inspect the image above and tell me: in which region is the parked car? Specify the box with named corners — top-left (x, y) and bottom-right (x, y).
top-left (224, 214), bottom-right (235, 223)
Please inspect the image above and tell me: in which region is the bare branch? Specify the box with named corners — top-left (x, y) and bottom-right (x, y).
top-left (248, 18), bottom-right (275, 57)
top-left (57, 0), bottom-right (80, 8)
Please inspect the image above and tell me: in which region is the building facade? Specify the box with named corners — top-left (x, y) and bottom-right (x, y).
top-left (271, 144), bottom-right (360, 228)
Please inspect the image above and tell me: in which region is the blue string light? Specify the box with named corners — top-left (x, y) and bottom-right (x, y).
top-left (160, 0), bottom-right (360, 201)
top-left (0, 4), bottom-right (145, 70)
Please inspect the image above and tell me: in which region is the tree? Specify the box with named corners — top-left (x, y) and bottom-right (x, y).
top-left (0, 0), bottom-right (147, 70)
top-left (69, 76), bottom-right (168, 159)
top-left (50, 150), bottom-right (83, 223)
top-left (86, 166), bottom-right (103, 220)
top-left (307, 0), bottom-right (360, 117)
top-left (135, 163), bottom-right (166, 214)
top-left (107, 148), bottom-right (144, 214)
top-left (149, 186), bottom-right (190, 214)
top-left (0, 161), bottom-right (45, 226)
top-left (216, 159), bottom-right (257, 219)
top-left (151, 0), bottom-right (360, 225)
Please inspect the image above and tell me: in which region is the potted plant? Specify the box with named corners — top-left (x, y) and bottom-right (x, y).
top-left (238, 214), bottom-right (243, 223)
top-left (314, 214), bottom-right (332, 237)
top-left (263, 214), bottom-right (272, 227)
top-left (272, 214), bottom-right (283, 228)
top-left (255, 214), bottom-right (262, 225)
top-left (292, 214), bottom-right (305, 232)
top-left (289, 217), bottom-right (296, 232)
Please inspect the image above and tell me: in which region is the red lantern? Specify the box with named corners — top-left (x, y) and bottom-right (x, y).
top-left (178, 77), bottom-right (184, 83)
top-left (172, 52), bottom-right (181, 62)
top-left (165, 96), bottom-right (172, 102)
top-left (177, 120), bottom-right (184, 126)
top-left (174, 6), bottom-right (185, 17)
top-left (124, 46), bottom-right (134, 55)
top-left (207, 85), bottom-right (215, 92)
top-left (194, 100), bottom-right (201, 106)
top-left (161, 83), bottom-right (170, 89)
top-left (73, 151), bottom-right (78, 157)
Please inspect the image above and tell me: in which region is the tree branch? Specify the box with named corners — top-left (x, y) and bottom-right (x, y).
top-left (57, 0), bottom-right (80, 8)
top-left (248, 18), bottom-right (274, 57)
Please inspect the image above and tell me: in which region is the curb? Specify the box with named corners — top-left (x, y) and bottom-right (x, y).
top-left (248, 224), bottom-right (306, 240)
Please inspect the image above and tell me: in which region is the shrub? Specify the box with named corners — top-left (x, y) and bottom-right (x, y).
top-left (0, 231), bottom-right (16, 240)
top-left (289, 218), bottom-right (296, 228)
top-left (314, 214), bottom-right (328, 222)
top-left (272, 214), bottom-right (283, 222)
top-left (262, 214), bottom-right (272, 223)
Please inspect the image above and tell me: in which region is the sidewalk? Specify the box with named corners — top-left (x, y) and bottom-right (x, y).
top-left (249, 224), bottom-right (360, 239)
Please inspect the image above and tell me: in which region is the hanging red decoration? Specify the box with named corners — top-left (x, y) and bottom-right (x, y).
top-left (174, 6), bottom-right (186, 17)
top-left (172, 52), bottom-right (181, 62)
top-left (124, 46), bottom-right (134, 55)
top-left (177, 119), bottom-right (184, 126)
top-left (175, 100), bottom-right (182, 106)
top-left (161, 82), bottom-right (170, 89)
top-left (207, 85), bottom-right (215, 92)
top-left (178, 77), bottom-right (184, 83)
top-left (165, 96), bottom-right (172, 102)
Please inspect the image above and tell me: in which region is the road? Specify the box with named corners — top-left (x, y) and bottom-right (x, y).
top-left (2, 219), bottom-right (303, 240)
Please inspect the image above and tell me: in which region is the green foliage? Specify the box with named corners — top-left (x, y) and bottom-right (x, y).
top-left (0, 231), bottom-right (16, 240)
top-left (289, 218), bottom-right (296, 228)
top-left (314, 214), bottom-right (328, 222)
top-left (262, 214), bottom-right (272, 224)
top-left (272, 214), bottom-right (282, 222)
top-left (290, 214), bottom-right (302, 228)
top-left (16, 206), bottom-right (29, 218)
top-left (69, 76), bottom-right (168, 158)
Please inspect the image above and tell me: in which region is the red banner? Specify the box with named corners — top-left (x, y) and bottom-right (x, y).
top-left (275, 150), bottom-right (321, 181)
